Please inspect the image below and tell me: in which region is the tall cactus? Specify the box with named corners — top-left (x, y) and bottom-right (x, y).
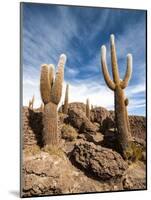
top-left (40, 54), bottom-right (67, 147)
top-left (101, 34), bottom-right (132, 154)
top-left (63, 84), bottom-right (69, 114)
top-left (86, 98), bottom-right (90, 120)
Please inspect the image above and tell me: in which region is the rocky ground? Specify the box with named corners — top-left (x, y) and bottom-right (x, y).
top-left (21, 103), bottom-right (146, 197)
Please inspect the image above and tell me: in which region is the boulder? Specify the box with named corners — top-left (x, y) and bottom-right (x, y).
top-left (68, 102), bottom-right (86, 113)
top-left (90, 107), bottom-right (110, 126)
top-left (67, 107), bottom-right (97, 134)
top-left (71, 141), bottom-right (128, 180)
top-left (77, 132), bottom-right (104, 145)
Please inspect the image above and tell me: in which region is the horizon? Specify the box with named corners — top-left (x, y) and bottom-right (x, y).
top-left (22, 3), bottom-right (146, 116)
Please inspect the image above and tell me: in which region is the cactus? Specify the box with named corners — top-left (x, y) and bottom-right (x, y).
top-left (63, 84), bottom-right (69, 114)
top-left (86, 98), bottom-right (90, 120)
top-left (101, 34), bottom-right (132, 154)
top-left (40, 54), bottom-right (67, 147)
top-left (28, 100), bottom-right (32, 109)
top-left (28, 95), bottom-right (34, 110)
top-left (91, 104), bottom-right (93, 110)
top-left (125, 97), bottom-right (131, 132)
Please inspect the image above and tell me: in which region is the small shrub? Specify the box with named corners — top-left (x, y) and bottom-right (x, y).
top-left (24, 145), bottom-right (41, 156)
top-left (61, 124), bottom-right (78, 141)
top-left (124, 141), bottom-right (144, 162)
top-left (42, 145), bottom-right (65, 158)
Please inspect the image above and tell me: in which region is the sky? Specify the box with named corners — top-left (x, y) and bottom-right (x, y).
top-left (22, 3), bottom-right (146, 116)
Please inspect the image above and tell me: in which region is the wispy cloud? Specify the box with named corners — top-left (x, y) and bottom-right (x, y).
top-left (22, 3), bottom-right (146, 116)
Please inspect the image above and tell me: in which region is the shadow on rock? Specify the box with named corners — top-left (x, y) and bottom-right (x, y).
top-left (28, 109), bottom-right (44, 148)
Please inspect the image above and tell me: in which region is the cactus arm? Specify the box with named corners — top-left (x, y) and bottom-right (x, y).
top-left (28, 100), bottom-right (31, 109)
top-left (31, 95), bottom-right (34, 109)
top-left (50, 54), bottom-right (66, 105)
top-left (110, 34), bottom-right (120, 84)
top-left (40, 64), bottom-right (51, 105)
top-left (101, 45), bottom-right (115, 90)
top-left (63, 84), bottom-right (69, 114)
top-left (49, 64), bottom-right (55, 88)
top-left (121, 54), bottom-right (132, 89)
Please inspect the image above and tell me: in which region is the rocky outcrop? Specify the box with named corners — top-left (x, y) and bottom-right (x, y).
top-left (59, 102), bottom-right (86, 114)
top-left (67, 107), bottom-right (97, 134)
top-left (68, 102), bottom-right (86, 113)
top-left (22, 152), bottom-right (77, 197)
top-left (90, 107), bottom-right (110, 126)
top-left (22, 106), bottom-right (146, 197)
top-left (22, 150), bottom-right (124, 197)
top-left (123, 162), bottom-right (146, 190)
top-left (104, 111), bottom-right (146, 140)
top-left (71, 141), bottom-right (128, 180)
top-left (22, 107), bottom-right (43, 148)
top-left (129, 116), bottom-right (146, 140)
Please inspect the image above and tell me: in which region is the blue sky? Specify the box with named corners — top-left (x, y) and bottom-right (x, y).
top-left (22, 3), bottom-right (146, 116)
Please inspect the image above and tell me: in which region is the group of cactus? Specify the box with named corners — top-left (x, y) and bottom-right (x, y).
top-left (38, 34), bottom-right (133, 158)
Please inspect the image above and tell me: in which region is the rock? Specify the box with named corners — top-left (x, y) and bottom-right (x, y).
top-left (58, 113), bottom-right (68, 125)
top-left (22, 151), bottom-right (79, 197)
top-left (68, 102), bottom-right (86, 113)
top-left (123, 161), bottom-right (146, 190)
top-left (104, 111), bottom-right (146, 140)
top-left (90, 107), bottom-right (110, 126)
top-left (77, 132), bottom-right (104, 145)
top-left (22, 107), bottom-right (43, 148)
top-left (22, 150), bottom-right (123, 197)
top-left (102, 116), bottom-right (115, 132)
top-left (93, 122), bottom-right (101, 132)
top-left (101, 130), bottom-right (118, 151)
top-left (129, 116), bottom-right (146, 140)
top-left (67, 107), bottom-right (97, 134)
top-left (71, 141), bottom-right (128, 180)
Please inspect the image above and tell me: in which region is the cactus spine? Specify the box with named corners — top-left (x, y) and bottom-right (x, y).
top-left (40, 54), bottom-right (66, 147)
top-left (101, 34), bottom-right (132, 154)
top-left (86, 98), bottom-right (90, 120)
top-left (63, 84), bottom-right (69, 114)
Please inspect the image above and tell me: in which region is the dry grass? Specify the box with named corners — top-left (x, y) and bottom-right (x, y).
top-left (61, 124), bottom-right (78, 141)
top-left (124, 141), bottom-right (144, 162)
top-left (42, 145), bottom-right (65, 158)
top-left (24, 145), bottom-right (41, 156)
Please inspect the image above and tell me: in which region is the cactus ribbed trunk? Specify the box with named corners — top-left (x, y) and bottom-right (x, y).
top-left (63, 84), bottom-right (69, 114)
top-left (43, 102), bottom-right (58, 146)
top-left (115, 86), bottom-right (131, 151)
